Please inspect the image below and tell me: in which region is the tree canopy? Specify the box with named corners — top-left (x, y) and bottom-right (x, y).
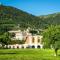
top-left (43, 25), bottom-right (60, 49)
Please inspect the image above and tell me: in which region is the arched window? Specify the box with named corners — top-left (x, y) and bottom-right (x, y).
top-left (17, 46), bottom-right (19, 49)
top-left (32, 45), bottom-right (35, 48)
top-left (13, 46), bottom-right (15, 49)
top-left (37, 45), bottom-right (40, 48)
top-left (9, 46), bottom-right (11, 49)
top-left (21, 46), bottom-right (24, 49)
top-left (6, 45), bottom-right (8, 49)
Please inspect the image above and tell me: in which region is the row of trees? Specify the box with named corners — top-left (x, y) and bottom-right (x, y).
top-left (0, 32), bottom-right (25, 48)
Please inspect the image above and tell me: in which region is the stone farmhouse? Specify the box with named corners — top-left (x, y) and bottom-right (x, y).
top-left (5, 29), bottom-right (43, 49)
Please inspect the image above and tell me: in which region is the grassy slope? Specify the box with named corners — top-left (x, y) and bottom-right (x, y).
top-left (0, 49), bottom-right (60, 60)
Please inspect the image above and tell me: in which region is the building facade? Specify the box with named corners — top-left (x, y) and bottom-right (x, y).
top-left (5, 29), bottom-right (43, 49)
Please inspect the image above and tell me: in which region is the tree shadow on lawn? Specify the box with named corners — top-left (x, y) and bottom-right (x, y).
top-left (58, 54), bottom-right (60, 56)
top-left (0, 53), bottom-right (17, 55)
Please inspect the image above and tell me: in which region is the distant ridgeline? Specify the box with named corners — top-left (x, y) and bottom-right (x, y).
top-left (0, 5), bottom-right (60, 34)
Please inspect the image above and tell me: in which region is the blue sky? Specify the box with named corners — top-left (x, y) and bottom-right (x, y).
top-left (0, 0), bottom-right (60, 16)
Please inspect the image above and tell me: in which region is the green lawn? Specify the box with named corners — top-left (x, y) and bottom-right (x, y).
top-left (0, 49), bottom-right (60, 60)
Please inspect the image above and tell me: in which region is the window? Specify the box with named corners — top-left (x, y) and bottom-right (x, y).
top-left (38, 39), bottom-right (40, 43)
top-left (32, 37), bottom-right (34, 43)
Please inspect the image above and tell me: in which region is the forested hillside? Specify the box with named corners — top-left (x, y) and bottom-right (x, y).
top-left (0, 5), bottom-right (60, 34)
top-left (39, 13), bottom-right (60, 29)
top-left (0, 5), bottom-right (43, 34)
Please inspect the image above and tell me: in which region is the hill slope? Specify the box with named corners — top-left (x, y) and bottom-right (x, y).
top-left (39, 13), bottom-right (60, 28)
top-left (0, 5), bottom-right (60, 33)
top-left (0, 5), bottom-right (42, 33)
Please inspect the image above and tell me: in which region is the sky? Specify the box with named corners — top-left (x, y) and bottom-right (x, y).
top-left (0, 0), bottom-right (60, 16)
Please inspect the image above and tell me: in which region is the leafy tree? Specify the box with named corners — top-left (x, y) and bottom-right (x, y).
top-left (0, 32), bottom-right (11, 48)
top-left (43, 25), bottom-right (60, 56)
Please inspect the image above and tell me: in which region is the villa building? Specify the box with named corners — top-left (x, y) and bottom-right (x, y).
top-left (5, 29), bottom-right (43, 49)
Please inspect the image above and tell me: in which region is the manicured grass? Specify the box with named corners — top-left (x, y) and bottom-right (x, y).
top-left (0, 49), bottom-right (60, 60)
